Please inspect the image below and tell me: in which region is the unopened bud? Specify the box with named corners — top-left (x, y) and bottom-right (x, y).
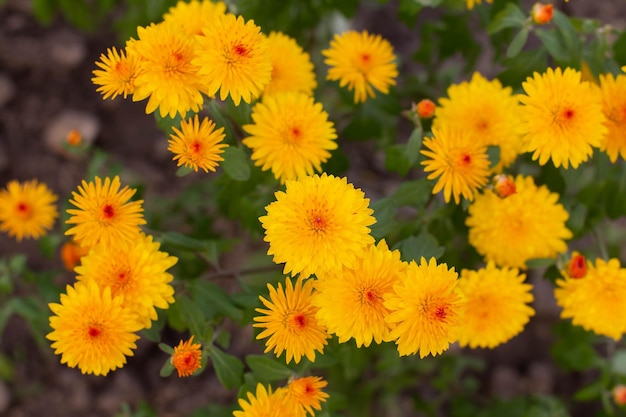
top-left (567, 251), bottom-right (587, 279)
top-left (493, 174), bottom-right (516, 198)
top-left (613, 385), bottom-right (626, 406)
top-left (415, 99), bottom-right (436, 119)
top-left (66, 129), bottom-right (83, 146)
top-left (531, 3), bottom-right (553, 25)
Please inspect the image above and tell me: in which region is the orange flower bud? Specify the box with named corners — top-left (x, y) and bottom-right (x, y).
top-left (60, 240), bottom-right (89, 271)
top-left (567, 251), bottom-right (587, 279)
top-left (171, 336), bottom-right (202, 377)
top-left (66, 129), bottom-right (83, 146)
top-left (614, 385), bottom-right (626, 406)
top-left (493, 174), bottom-right (516, 198)
top-left (531, 3), bottom-right (553, 25)
top-left (415, 99), bottom-right (436, 119)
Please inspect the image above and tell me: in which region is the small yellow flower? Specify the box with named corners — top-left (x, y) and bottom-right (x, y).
top-left (286, 376), bottom-right (329, 416)
top-left (0, 179), bottom-right (58, 241)
top-left (323, 30), bottom-right (398, 103)
top-left (167, 114), bottom-right (227, 173)
top-left (92, 47), bottom-right (140, 100)
top-left (264, 31), bottom-right (317, 96)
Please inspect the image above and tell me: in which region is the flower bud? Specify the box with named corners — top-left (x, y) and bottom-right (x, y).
top-left (567, 251), bottom-right (587, 279)
top-left (493, 174), bottom-right (516, 198)
top-left (531, 3), bottom-right (553, 25)
top-left (415, 99), bottom-right (436, 119)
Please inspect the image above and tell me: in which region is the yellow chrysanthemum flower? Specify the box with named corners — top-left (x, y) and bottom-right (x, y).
top-left (323, 30), bottom-right (398, 103)
top-left (128, 21), bottom-right (205, 118)
top-left (457, 262), bottom-right (535, 349)
top-left (599, 73), bottom-right (626, 162)
top-left (233, 384), bottom-right (289, 417)
top-left (47, 280), bottom-right (142, 376)
top-left (285, 376), bottom-right (329, 417)
top-left (253, 277), bottom-right (329, 364)
top-left (242, 93), bottom-right (338, 183)
top-left (0, 179), bottom-right (58, 241)
top-left (312, 240), bottom-right (406, 347)
top-left (65, 176), bottom-right (146, 249)
top-left (92, 47), bottom-right (140, 100)
top-left (264, 31), bottom-right (317, 96)
top-left (466, 0), bottom-right (493, 9)
top-left (519, 67), bottom-right (607, 168)
top-left (171, 335), bottom-right (203, 377)
top-left (260, 173), bottom-right (376, 278)
top-left (167, 114), bottom-right (228, 173)
top-left (466, 175), bottom-right (572, 268)
top-left (421, 126), bottom-right (491, 204)
top-left (75, 233), bottom-right (177, 329)
top-left (194, 13), bottom-right (272, 106)
top-left (433, 72), bottom-right (524, 170)
top-left (555, 258), bottom-right (626, 340)
top-left (162, 0), bottom-right (226, 37)
top-left (384, 257), bottom-right (464, 358)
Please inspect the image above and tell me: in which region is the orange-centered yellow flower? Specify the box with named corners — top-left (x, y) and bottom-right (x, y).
top-left (171, 336), bottom-right (203, 377)
top-left (0, 179), bottom-right (58, 241)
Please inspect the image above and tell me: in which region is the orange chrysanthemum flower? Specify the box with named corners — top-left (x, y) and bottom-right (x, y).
top-left (171, 336), bottom-right (203, 377)
top-left (92, 47), bottom-right (140, 100)
top-left (285, 376), bottom-right (329, 416)
top-left (167, 114), bottom-right (228, 173)
top-left (0, 179), bottom-right (58, 241)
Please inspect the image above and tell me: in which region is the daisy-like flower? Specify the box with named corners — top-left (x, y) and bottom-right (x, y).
top-left (162, 0), bottom-right (226, 37)
top-left (519, 67), bottom-right (607, 168)
top-left (466, 0), bottom-right (493, 8)
top-left (285, 376), bottom-right (329, 417)
top-left (555, 258), bottom-right (626, 340)
top-left (242, 93), bottom-right (338, 183)
top-left (92, 47), bottom-right (140, 100)
top-left (253, 277), bottom-right (329, 364)
top-left (127, 21), bottom-right (205, 118)
top-left (167, 114), bottom-right (228, 173)
top-left (171, 336), bottom-right (202, 377)
top-left (433, 72), bottom-right (524, 170)
top-left (384, 257), bottom-right (465, 358)
top-left (65, 176), bottom-right (146, 249)
top-left (599, 73), bottom-right (626, 162)
top-left (323, 30), bottom-right (398, 103)
top-left (457, 262), bottom-right (535, 349)
top-left (466, 175), bottom-right (572, 268)
top-left (260, 173), bottom-right (376, 278)
top-left (0, 179), bottom-right (58, 241)
top-left (75, 233), bottom-right (177, 329)
top-left (312, 240), bottom-right (407, 347)
top-left (233, 384), bottom-right (289, 417)
top-left (47, 280), bottom-right (142, 376)
top-left (194, 13), bottom-right (272, 106)
top-left (421, 125), bottom-right (491, 204)
top-left (264, 32), bottom-right (317, 96)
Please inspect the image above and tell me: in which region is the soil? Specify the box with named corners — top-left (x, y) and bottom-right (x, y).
top-left (0, 1), bottom-right (624, 416)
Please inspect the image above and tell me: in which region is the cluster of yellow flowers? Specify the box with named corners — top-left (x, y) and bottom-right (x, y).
top-left (234, 377), bottom-right (329, 417)
top-left (46, 176), bottom-right (178, 376)
top-left (256, 173), bottom-right (536, 361)
top-left (92, 0), bottom-right (397, 183)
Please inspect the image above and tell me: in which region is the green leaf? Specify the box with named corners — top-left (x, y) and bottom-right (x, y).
top-left (158, 343), bottom-right (174, 355)
top-left (486, 145), bottom-right (500, 170)
top-left (535, 29), bottom-right (570, 63)
top-left (222, 147), bottom-right (251, 181)
top-left (405, 127), bottom-right (423, 165)
top-left (552, 9), bottom-right (581, 60)
top-left (32, 0), bottom-right (59, 25)
top-left (246, 355), bottom-right (293, 382)
top-left (506, 27), bottom-right (529, 58)
top-left (573, 380), bottom-right (604, 402)
top-left (188, 280), bottom-right (243, 322)
top-left (209, 346), bottom-right (244, 389)
top-left (398, 0), bottom-right (423, 27)
top-left (385, 145), bottom-right (411, 176)
top-left (390, 178), bottom-right (431, 208)
top-left (611, 350), bottom-right (626, 376)
top-left (550, 321), bottom-right (600, 371)
top-left (524, 258), bottom-right (556, 269)
top-left (176, 295), bottom-right (206, 338)
top-left (487, 3), bottom-right (526, 34)
top-left (393, 232), bottom-right (444, 262)
top-left (176, 165), bottom-right (193, 177)
top-left (369, 197), bottom-right (397, 240)
top-left (160, 358), bottom-right (175, 377)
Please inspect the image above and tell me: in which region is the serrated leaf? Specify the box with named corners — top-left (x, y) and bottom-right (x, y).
top-left (209, 346), bottom-right (244, 389)
top-left (487, 3), bottom-right (526, 34)
top-left (222, 147), bottom-right (251, 181)
top-left (393, 233), bottom-right (444, 262)
top-left (506, 27), bottom-right (529, 58)
top-left (246, 355), bottom-right (293, 382)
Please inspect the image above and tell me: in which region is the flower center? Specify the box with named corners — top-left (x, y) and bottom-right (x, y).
top-left (460, 153), bottom-right (471, 165)
top-left (233, 43), bottom-right (249, 58)
top-left (102, 204), bottom-right (115, 219)
top-left (361, 288), bottom-right (379, 305)
top-left (15, 201), bottom-right (32, 219)
top-left (287, 126), bottom-right (302, 143)
top-left (434, 306), bottom-right (447, 321)
top-left (290, 313), bottom-right (307, 330)
top-left (88, 325), bottom-right (102, 338)
top-left (190, 140), bottom-right (202, 155)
